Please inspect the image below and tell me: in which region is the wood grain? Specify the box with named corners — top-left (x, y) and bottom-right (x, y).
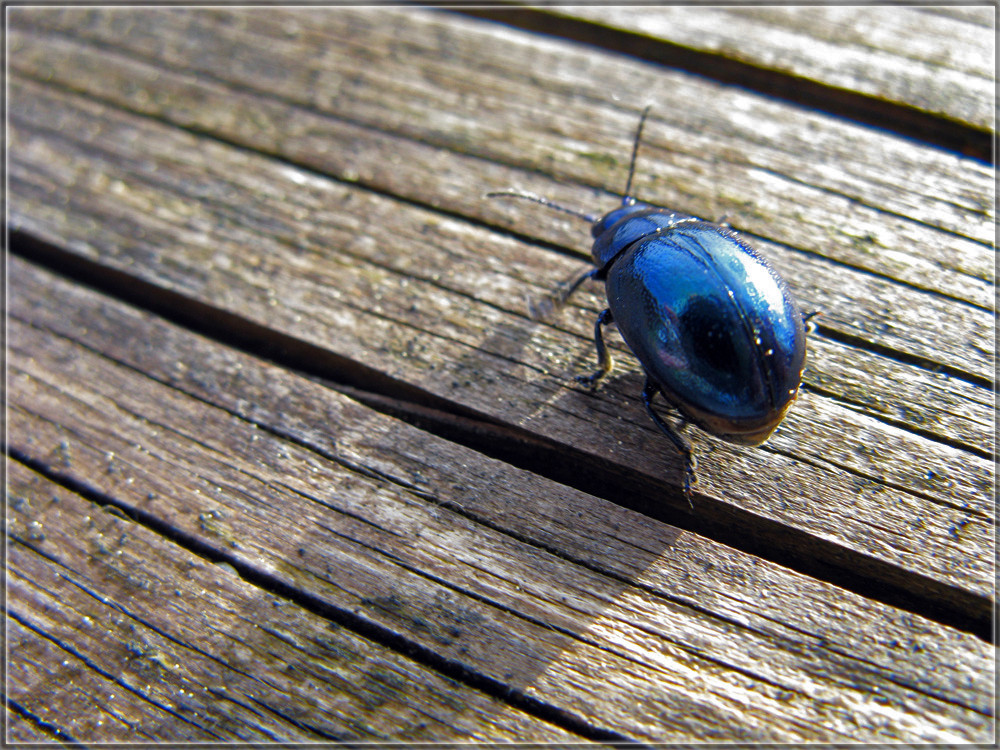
top-left (8, 257), bottom-right (993, 742)
top-left (7, 5), bottom-right (995, 743)
top-left (537, 5), bottom-right (994, 131)
top-left (8, 460), bottom-right (584, 743)
top-left (8, 74), bottom-right (992, 620)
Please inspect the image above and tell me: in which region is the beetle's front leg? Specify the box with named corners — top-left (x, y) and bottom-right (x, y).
top-left (558, 267), bottom-right (599, 306)
top-left (576, 308), bottom-right (614, 390)
top-left (530, 267), bottom-right (598, 321)
top-left (642, 378), bottom-right (697, 507)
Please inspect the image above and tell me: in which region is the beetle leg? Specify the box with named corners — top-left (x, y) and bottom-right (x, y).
top-left (575, 308), bottom-right (614, 390)
top-left (642, 378), bottom-right (697, 508)
top-left (558, 266), bottom-right (599, 305)
top-left (530, 267), bottom-right (598, 321)
top-left (802, 309), bottom-right (822, 334)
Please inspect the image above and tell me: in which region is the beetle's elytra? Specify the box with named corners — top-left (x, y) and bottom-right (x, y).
top-left (488, 107), bottom-right (809, 502)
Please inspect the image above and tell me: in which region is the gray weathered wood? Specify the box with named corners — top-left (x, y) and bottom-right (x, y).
top-left (8, 461), bottom-right (584, 743)
top-left (8, 257), bottom-right (994, 742)
top-left (546, 5), bottom-right (994, 131)
top-left (8, 75), bottom-right (992, 617)
top-left (7, 5), bottom-right (994, 743)
top-left (12, 8), bottom-right (994, 274)
top-left (5, 698), bottom-right (81, 745)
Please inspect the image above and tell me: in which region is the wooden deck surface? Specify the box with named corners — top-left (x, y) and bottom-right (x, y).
top-left (7, 6), bottom-right (995, 743)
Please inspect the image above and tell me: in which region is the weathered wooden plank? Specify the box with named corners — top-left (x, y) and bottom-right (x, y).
top-left (4, 698), bottom-right (82, 745)
top-left (919, 6), bottom-right (995, 27)
top-left (5, 32), bottom-right (989, 447)
top-left (6, 9), bottom-right (995, 739)
top-left (7, 8), bottom-right (993, 358)
top-left (7, 8), bottom-right (992, 440)
top-left (7, 470), bottom-right (587, 744)
top-left (7, 75), bottom-right (993, 626)
top-left (8, 606), bottom-right (225, 742)
top-left (8, 256), bottom-right (993, 742)
top-left (538, 5), bottom-right (994, 132)
top-left (11, 7), bottom-right (993, 291)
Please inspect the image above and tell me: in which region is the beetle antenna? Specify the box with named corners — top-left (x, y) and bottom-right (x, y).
top-left (485, 190), bottom-right (598, 223)
top-left (622, 105), bottom-right (652, 205)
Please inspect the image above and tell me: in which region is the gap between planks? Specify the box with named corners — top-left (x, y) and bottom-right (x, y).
top-left (8, 236), bottom-right (993, 642)
top-left (451, 7), bottom-right (993, 162)
top-left (5, 260), bottom-right (988, 748)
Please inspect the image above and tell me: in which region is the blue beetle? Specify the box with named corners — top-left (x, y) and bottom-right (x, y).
top-left (488, 107), bottom-right (808, 501)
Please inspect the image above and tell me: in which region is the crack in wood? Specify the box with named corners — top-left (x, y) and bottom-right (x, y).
top-left (7, 606), bottom-right (228, 741)
top-left (809, 322), bottom-right (992, 391)
top-left (5, 695), bottom-right (86, 747)
top-left (239, 694), bottom-right (348, 742)
top-left (6, 452), bottom-right (632, 744)
top-left (7, 234), bottom-right (994, 641)
top-left (451, 7), bottom-right (992, 163)
top-left (56, 572), bottom-right (273, 691)
top-left (801, 383), bottom-right (994, 462)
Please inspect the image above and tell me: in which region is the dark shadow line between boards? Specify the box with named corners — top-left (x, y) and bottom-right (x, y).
top-left (447, 6), bottom-right (993, 165)
top-left (6, 450), bottom-right (639, 746)
top-left (7, 231), bottom-right (993, 643)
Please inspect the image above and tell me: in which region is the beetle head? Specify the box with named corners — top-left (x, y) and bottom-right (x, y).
top-left (590, 200), bottom-right (648, 239)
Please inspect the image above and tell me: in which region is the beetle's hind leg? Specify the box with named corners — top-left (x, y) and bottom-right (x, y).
top-left (642, 378), bottom-right (697, 508)
top-left (576, 308), bottom-right (615, 390)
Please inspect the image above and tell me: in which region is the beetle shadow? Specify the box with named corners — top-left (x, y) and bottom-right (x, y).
top-left (429, 282), bottom-right (705, 583)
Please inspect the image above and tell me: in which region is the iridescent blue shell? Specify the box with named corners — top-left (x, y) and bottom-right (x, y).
top-left (597, 208), bottom-right (806, 445)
